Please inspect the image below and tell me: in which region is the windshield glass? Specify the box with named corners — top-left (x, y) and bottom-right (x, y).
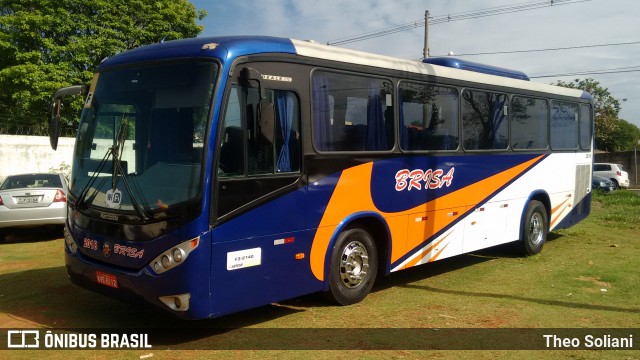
top-left (70, 61), bottom-right (217, 214)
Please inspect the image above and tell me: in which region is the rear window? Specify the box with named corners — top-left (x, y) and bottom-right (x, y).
top-left (616, 164), bottom-right (626, 171)
top-left (1, 174), bottom-right (63, 190)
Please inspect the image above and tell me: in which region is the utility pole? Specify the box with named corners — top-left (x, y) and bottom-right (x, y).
top-left (422, 10), bottom-right (429, 59)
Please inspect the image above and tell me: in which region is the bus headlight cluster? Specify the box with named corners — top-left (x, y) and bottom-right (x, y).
top-left (150, 237), bottom-right (199, 274)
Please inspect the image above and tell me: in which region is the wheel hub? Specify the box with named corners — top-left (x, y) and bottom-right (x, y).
top-left (339, 241), bottom-right (369, 288)
top-left (529, 213), bottom-right (543, 245)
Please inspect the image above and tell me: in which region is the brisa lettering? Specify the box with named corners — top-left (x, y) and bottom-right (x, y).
top-left (395, 167), bottom-right (455, 191)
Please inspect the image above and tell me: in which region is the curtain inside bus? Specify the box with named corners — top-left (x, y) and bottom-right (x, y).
top-left (276, 91), bottom-right (295, 172)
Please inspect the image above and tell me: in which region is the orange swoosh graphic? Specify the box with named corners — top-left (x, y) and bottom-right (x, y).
top-left (310, 155), bottom-right (544, 281)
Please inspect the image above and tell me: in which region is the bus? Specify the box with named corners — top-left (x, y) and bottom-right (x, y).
top-left (50, 36), bottom-right (593, 319)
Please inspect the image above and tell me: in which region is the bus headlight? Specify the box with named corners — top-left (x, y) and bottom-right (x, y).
top-left (173, 248), bottom-right (184, 263)
top-left (150, 237), bottom-right (199, 274)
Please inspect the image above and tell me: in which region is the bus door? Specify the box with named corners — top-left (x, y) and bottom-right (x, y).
top-left (210, 61), bottom-right (314, 315)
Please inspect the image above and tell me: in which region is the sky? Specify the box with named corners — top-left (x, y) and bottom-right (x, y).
top-left (189, 0), bottom-right (640, 128)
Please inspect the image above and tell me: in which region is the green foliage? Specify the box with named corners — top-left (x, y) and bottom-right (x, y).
top-left (554, 78), bottom-right (640, 152)
top-left (49, 160), bottom-right (71, 182)
top-left (610, 118), bottom-right (640, 151)
top-left (0, 0), bottom-right (206, 135)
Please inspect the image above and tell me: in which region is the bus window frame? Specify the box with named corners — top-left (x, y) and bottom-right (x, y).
top-left (549, 100), bottom-right (580, 151)
top-left (397, 79), bottom-right (461, 154)
top-left (509, 94), bottom-right (550, 152)
top-left (460, 87), bottom-right (511, 153)
top-left (579, 103), bottom-right (594, 151)
top-left (309, 67), bottom-right (396, 155)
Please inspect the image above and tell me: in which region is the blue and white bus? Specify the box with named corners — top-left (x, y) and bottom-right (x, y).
top-left (50, 36), bottom-right (593, 319)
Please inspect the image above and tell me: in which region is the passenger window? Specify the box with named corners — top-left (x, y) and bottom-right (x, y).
top-left (462, 89), bottom-right (508, 150)
top-left (579, 104), bottom-right (592, 150)
top-left (312, 71), bottom-right (393, 152)
top-left (399, 82), bottom-right (459, 151)
top-left (550, 101), bottom-right (579, 149)
top-left (511, 97), bottom-right (548, 150)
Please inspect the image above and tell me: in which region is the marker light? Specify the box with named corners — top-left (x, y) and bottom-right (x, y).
top-left (63, 225), bottom-right (77, 254)
top-left (149, 237), bottom-right (200, 274)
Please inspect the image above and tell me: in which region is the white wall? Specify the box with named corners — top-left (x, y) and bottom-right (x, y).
top-left (0, 135), bottom-right (75, 183)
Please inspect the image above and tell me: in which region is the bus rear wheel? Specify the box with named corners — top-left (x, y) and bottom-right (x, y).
top-left (327, 228), bottom-right (378, 305)
top-left (521, 200), bottom-right (548, 256)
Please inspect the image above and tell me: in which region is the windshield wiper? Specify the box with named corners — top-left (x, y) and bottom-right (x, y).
top-left (74, 147), bottom-right (112, 210)
top-left (108, 115), bottom-right (150, 222)
top-left (75, 114), bottom-right (150, 222)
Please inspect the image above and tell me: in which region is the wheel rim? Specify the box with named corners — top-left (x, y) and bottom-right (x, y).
top-left (528, 212), bottom-right (544, 245)
top-left (339, 240), bottom-right (370, 288)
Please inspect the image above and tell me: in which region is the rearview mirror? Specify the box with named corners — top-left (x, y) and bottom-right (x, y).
top-left (49, 85), bottom-right (87, 150)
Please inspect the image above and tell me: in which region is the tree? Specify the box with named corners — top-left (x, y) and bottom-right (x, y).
top-left (611, 119), bottom-right (640, 152)
top-left (553, 78), bottom-right (622, 151)
top-left (0, 0), bottom-right (206, 135)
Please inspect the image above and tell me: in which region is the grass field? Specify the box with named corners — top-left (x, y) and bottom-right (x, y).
top-left (0, 191), bottom-right (638, 359)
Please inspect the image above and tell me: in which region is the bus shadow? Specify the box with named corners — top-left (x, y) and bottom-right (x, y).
top-left (396, 282), bottom-right (640, 315)
top-left (373, 242), bottom-right (521, 292)
top-left (1, 227), bottom-right (63, 244)
top-left (0, 267), bottom-right (326, 346)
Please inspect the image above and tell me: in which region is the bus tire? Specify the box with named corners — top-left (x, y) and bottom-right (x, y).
top-left (521, 200), bottom-right (548, 256)
top-left (327, 228), bottom-right (378, 305)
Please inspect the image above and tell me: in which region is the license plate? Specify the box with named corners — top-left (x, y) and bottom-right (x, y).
top-left (17, 196), bottom-right (40, 204)
top-left (96, 271), bottom-right (118, 288)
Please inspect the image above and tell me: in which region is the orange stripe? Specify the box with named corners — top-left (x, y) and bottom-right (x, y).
top-left (550, 198), bottom-right (570, 229)
top-left (428, 242), bottom-right (450, 263)
top-left (403, 234), bottom-right (449, 269)
top-left (309, 155), bottom-right (545, 281)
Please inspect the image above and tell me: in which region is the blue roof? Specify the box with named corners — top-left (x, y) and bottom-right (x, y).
top-left (423, 57), bottom-right (530, 81)
top-left (97, 36), bottom-right (297, 70)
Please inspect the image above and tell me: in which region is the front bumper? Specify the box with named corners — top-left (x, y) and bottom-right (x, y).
top-left (64, 236), bottom-right (210, 320)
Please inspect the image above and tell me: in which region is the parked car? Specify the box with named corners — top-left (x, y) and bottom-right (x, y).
top-left (0, 173), bottom-right (68, 242)
top-left (593, 163), bottom-right (630, 189)
top-left (592, 175), bottom-right (615, 193)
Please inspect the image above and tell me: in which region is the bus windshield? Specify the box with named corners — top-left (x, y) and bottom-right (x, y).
top-left (70, 61), bottom-right (218, 216)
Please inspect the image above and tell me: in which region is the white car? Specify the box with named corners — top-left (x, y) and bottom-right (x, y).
top-left (593, 163), bottom-right (630, 189)
top-left (0, 173), bottom-right (68, 241)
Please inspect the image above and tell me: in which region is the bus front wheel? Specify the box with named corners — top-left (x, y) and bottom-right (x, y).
top-left (327, 228), bottom-right (378, 305)
top-left (521, 200), bottom-right (548, 256)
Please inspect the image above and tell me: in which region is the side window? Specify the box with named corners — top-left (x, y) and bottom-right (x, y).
top-left (399, 82), bottom-right (459, 151)
top-left (579, 104), bottom-right (592, 150)
top-left (219, 86), bottom-right (248, 176)
top-left (511, 97), bottom-right (548, 150)
top-left (312, 71), bottom-right (393, 152)
top-left (462, 89), bottom-right (508, 150)
top-left (219, 85), bottom-right (301, 177)
top-left (256, 90), bottom-right (301, 174)
top-left (550, 101), bottom-right (579, 149)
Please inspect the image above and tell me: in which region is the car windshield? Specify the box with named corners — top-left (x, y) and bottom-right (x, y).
top-left (1, 174), bottom-right (63, 190)
top-left (70, 60), bottom-right (218, 214)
